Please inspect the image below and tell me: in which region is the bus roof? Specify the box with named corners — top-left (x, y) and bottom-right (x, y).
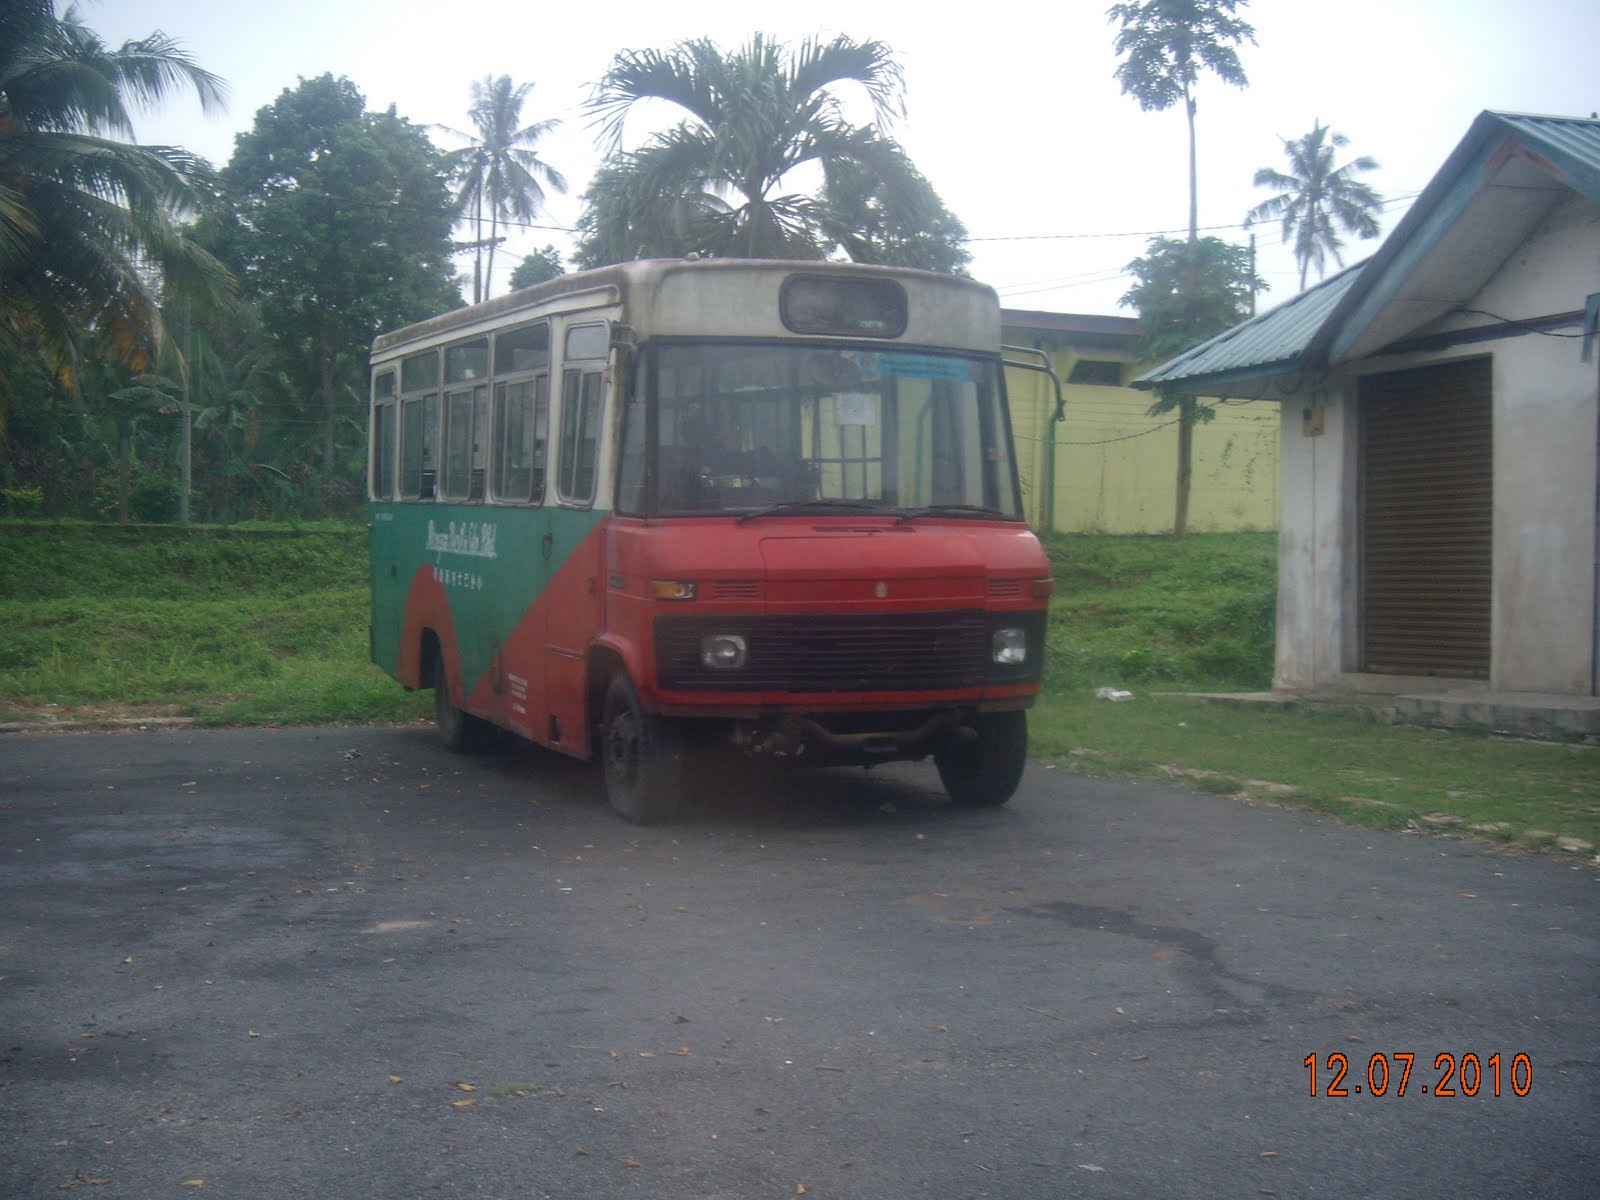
top-left (371, 259), bottom-right (1001, 359)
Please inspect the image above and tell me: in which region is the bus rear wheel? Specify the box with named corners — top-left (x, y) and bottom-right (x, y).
top-left (935, 710), bottom-right (1028, 807)
top-left (601, 673), bottom-right (682, 824)
top-left (432, 645), bottom-right (481, 753)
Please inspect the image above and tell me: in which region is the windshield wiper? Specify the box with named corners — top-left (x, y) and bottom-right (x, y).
top-left (894, 503), bottom-right (1011, 524)
top-left (734, 498), bottom-right (889, 524)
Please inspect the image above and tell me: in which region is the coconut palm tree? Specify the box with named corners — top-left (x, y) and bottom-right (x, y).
top-left (0, 0), bottom-right (233, 402)
top-left (441, 75), bottom-right (566, 303)
top-left (1247, 120), bottom-right (1382, 290)
top-left (578, 33), bottom-right (937, 265)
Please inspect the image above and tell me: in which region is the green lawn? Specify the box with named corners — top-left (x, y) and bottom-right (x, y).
top-left (2, 522), bottom-right (1593, 855)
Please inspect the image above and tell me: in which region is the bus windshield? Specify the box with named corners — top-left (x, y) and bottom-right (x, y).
top-left (632, 342), bottom-right (1022, 519)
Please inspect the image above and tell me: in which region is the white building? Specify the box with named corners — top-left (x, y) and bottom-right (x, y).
top-left (1135, 112), bottom-right (1600, 735)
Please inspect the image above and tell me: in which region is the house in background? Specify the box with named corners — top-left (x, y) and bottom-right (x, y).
top-left (1134, 111), bottom-right (1600, 732)
top-left (1002, 309), bottom-right (1278, 534)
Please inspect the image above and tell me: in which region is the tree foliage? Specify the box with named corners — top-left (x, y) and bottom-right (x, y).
top-left (1121, 235), bottom-right (1262, 365)
top-left (1121, 235), bottom-right (1262, 540)
top-left (1246, 120), bottom-right (1381, 290)
top-left (508, 243), bottom-right (566, 290)
top-left (0, 0), bottom-right (234, 415)
top-left (575, 34), bottom-right (967, 271)
top-left (819, 156), bottom-right (971, 273)
top-left (1107, 0), bottom-right (1253, 115)
top-left (216, 74), bottom-right (460, 478)
top-left (440, 75), bottom-right (566, 303)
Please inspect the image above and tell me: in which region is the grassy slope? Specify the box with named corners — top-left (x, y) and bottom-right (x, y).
top-left (0, 523), bottom-right (428, 725)
top-left (1, 523), bottom-right (1594, 853)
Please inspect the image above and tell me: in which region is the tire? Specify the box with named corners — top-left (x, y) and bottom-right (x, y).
top-left (935, 710), bottom-right (1028, 807)
top-left (600, 673), bottom-right (682, 824)
top-left (432, 645), bottom-right (480, 753)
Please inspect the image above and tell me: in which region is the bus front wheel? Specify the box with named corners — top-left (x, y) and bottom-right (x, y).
top-left (935, 710), bottom-right (1028, 807)
top-left (601, 673), bottom-right (682, 824)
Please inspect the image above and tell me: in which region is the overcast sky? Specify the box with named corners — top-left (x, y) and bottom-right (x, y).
top-left (87, 0), bottom-right (1600, 316)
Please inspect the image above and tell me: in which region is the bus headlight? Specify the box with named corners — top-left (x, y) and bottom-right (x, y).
top-left (700, 633), bottom-right (748, 670)
top-left (991, 627), bottom-right (1028, 666)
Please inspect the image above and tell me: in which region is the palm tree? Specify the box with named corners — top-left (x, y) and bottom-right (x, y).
top-left (1247, 121), bottom-right (1382, 290)
top-left (578, 34), bottom-right (933, 265)
top-left (441, 75), bottom-right (566, 304)
top-left (1107, 0), bottom-right (1254, 539)
top-left (0, 0), bottom-right (234, 406)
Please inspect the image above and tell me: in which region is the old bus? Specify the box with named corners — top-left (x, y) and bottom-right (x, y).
top-left (368, 258), bottom-right (1056, 822)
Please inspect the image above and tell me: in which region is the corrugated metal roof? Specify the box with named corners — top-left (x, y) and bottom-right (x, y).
top-left (1132, 111), bottom-right (1600, 392)
top-left (1132, 261), bottom-right (1363, 391)
top-left (1494, 112), bottom-right (1600, 200)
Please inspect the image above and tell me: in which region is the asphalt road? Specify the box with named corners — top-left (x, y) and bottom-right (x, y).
top-left (1, 725), bottom-right (1596, 1199)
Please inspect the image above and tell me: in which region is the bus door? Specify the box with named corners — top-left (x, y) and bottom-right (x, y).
top-left (537, 324), bottom-right (610, 754)
top-left (433, 340), bottom-right (498, 713)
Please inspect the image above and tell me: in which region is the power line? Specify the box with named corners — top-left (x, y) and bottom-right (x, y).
top-left (972, 191), bottom-right (1421, 245)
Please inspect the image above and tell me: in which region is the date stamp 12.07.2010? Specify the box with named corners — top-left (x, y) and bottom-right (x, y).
top-left (1305, 1052), bottom-right (1532, 1098)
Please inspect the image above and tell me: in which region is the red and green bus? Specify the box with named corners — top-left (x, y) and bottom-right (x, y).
top-left (368, 258), bottom-right (1058, 822)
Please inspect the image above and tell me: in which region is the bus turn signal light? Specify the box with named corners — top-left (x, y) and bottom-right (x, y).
top-left (651, 580), bottom-right (698, 601)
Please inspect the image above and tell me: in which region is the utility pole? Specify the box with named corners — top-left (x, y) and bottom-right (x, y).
top-left (453, 237), bottom-right (506, 304)
top-left (1248, 234), bottom-right (1257, 317)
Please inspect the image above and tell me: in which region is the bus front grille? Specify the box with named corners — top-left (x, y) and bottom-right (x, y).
top-left (655, 610), bottom-right (991, 693)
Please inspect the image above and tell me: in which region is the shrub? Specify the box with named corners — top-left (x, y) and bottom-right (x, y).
top-left (1, 486), bottom-right (45, 517)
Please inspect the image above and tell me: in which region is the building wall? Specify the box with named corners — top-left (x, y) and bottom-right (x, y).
top-left (1478, 195), bottom-right (1599, 693)
top-left (1273, 194), bottom-right (1600, 695)
top-left (1273, 391), bottom-right (1353, 691)
top-left (1003, 341), bottom-right (1279, 534)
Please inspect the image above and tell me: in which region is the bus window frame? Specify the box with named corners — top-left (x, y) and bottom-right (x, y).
top-left (555, 321), bottom-right (609, 508)
top-left (438, 335), bottom-right (491, 503)
top-left (398, 349), bottom-right (440, 501)
top-left (489, 319), bottom-right (551, 506)
top-left (491, 374), bottom-right (550, 505)
top-left (371, 368), bottom-right (397, 500)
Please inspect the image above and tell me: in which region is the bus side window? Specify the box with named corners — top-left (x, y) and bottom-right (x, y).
top-left (442, 389), bottom-right (474, 500)
top-left (371, 368), bottom-right (397, 500)
top-left (400, 351), bottom-right (440, 500)
top-left (493, 377), bottom-right (548, 504)
top-left (558, 368), bottom-right (603, 504)
top-left (401, 394), bottom-right (437, 499)
top-left (373, 400), bottom-right (397, 499)
top-left (420, 395), bottom-right (437, 498)
top-left (470, 385), bottom-right (488, 501)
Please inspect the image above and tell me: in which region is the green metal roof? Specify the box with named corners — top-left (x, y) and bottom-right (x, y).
top-left (1494, 112), bottom-right (1600, 199)
top-left (1132, 262), bottom-right (1362, 392)
top-left (1132, 111), bottom-right (1600, 395)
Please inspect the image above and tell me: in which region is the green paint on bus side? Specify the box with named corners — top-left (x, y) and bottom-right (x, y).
top-left (369, 502), bottom-right (608, 693)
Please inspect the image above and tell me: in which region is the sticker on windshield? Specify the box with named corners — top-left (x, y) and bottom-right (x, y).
top-left (861, 353), bottom-right (979, 382)
top-left (834, 392), bottom-right (879, 426)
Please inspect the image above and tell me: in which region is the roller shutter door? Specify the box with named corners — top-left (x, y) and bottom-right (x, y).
top-left (1360, 357), bottom-right (1492, 678)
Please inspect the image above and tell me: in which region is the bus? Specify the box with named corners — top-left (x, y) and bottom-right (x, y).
top-left (368, 258), bottom-right (1059, 822)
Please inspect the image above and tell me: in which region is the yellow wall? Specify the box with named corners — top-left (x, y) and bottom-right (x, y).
top-left (1004, 342), bottom-right (1279, 534)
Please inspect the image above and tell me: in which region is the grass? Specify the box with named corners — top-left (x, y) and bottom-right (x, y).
top-left (1029, 691), bottom-right (1597, 854)
top-left (1040, 532), bottom-right (1276, 691)
top-left (1, 522), bottom-right (1594, 856)
top-left (0, 522), bottom-right (430, 727)
top-left (1028, 531), bottom-right (1596, 856)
